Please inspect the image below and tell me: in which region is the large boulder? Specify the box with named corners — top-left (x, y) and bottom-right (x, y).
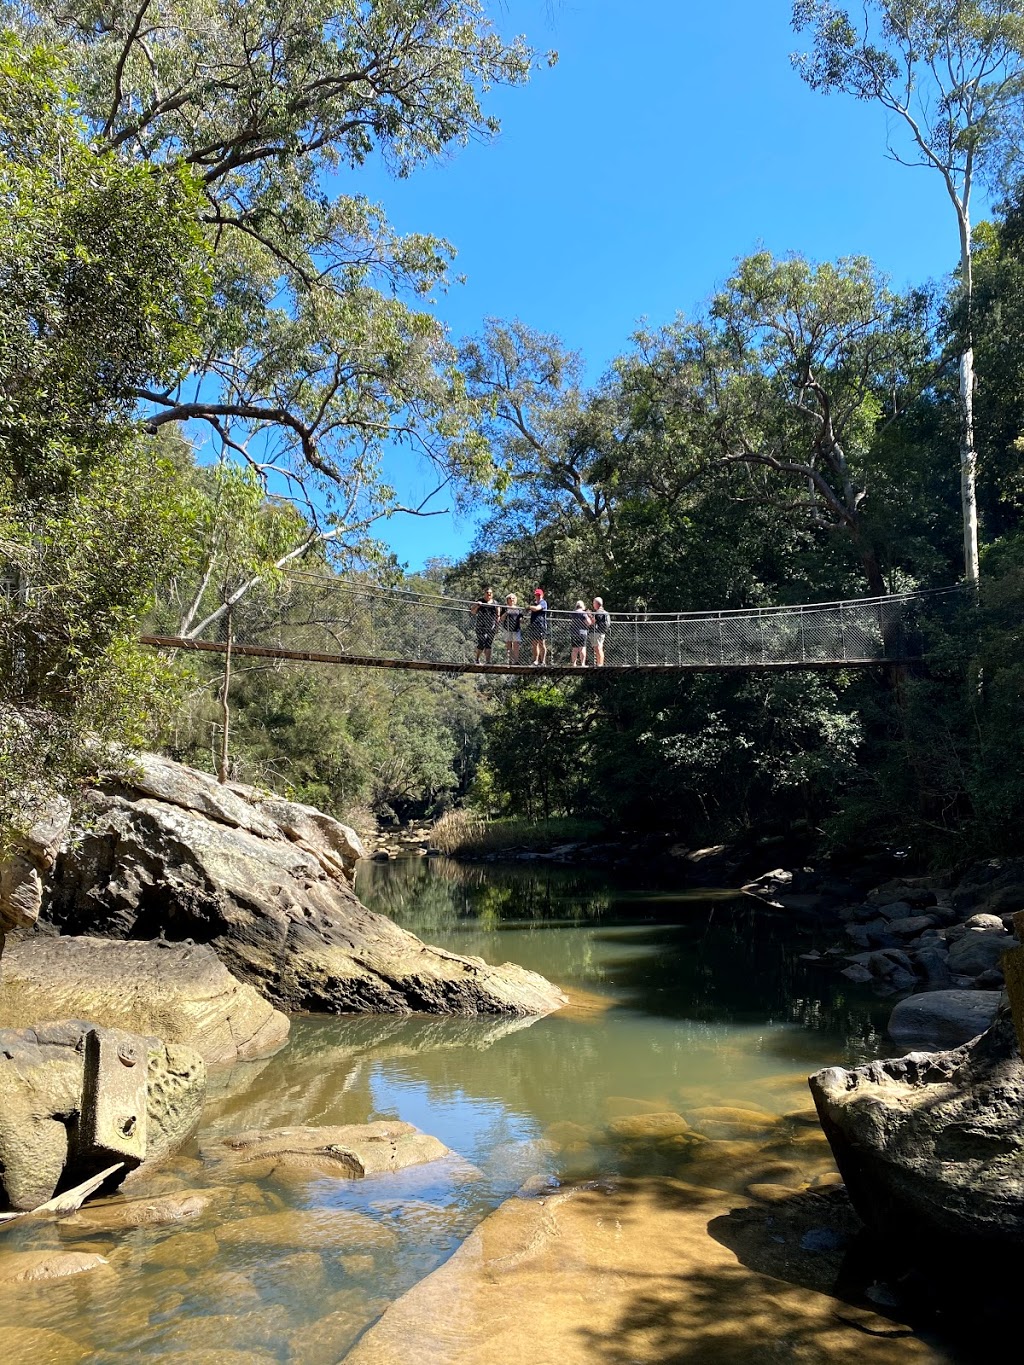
top-left (42, 754), bottom-right (565, 1017)
top-left (946, 924), bottom-right (1012, 977)
top-left (0, 795), bottom-right (71, 936)
top-left (0, 1020), bottom-right (205, 1211)
top-left (951, 859), bottom-right (1024, 917)
top-left (0, 936), bottom-right (289, 1064)
top-left (810, 1009), bottom-right (1024, 1263)
top-left (888, 989), bottom-right (1001, 1050)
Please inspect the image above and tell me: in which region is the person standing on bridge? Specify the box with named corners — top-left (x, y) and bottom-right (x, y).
top-left (590, 597), bottom-right (610, 667)
top-left (570, 600), bottom-right (594, 666)
top-left (526, 587), bottom-right (549, 665)
top-left (470, 586), bottom-right (500, 663)
top-left (502, 593), bottom-right (523, 663)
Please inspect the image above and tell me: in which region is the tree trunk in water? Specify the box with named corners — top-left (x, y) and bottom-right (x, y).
top-left (960, 344), bottom-right (980, 583)
top-left (218, 611), bottom-right (233, 785)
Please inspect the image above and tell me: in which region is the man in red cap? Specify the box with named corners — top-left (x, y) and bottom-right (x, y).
top-left (526, 587), bottom-right (549, 665)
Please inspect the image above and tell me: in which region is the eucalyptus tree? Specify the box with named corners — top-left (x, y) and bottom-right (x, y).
top-left (1, 37), bottom-right (210, 835)
top-left (8, 1), bottom-right (547, 554)
top-left (620, 253), bottom-right (933, 598)
top-left (791, 0), bottom-right (1024, 583)
top-left (459, 320), bottom-right (620, 573)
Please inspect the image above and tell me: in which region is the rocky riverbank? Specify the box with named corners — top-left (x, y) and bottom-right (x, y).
top-left (4, 753), bottom-right (566, 1019)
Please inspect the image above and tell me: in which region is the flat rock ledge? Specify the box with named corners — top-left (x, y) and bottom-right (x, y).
top-left (39, 753), bottom-right (566, 1018)
top-left (0, 936), bottom-right (289, 1065)
top-left (811, 1008), bottom-right (1024, 1265)
top-left (346, 1179), bottom-right (934, 1364)
top-left (202, 1121), bottom-right (449, 1179)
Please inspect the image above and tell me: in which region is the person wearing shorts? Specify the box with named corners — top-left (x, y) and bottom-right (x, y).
top-left (570, 600), bottom-right (593, 666)
top-left (590, 597), bottom-right (610, 666)
top-left (470, 586), bottom-right (499, 663)
top-left (526, 587), bottom-right (549, 665)
top-left (502, 593), bottom-right (523, 663)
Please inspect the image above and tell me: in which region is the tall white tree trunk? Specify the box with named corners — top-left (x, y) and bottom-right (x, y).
top-left (958, 209), bottom-right (980, 584)
top-left (960, 344), bottom-right (980, 583)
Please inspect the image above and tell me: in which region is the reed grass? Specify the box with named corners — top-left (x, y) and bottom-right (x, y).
top-left (430, 810), bottom-right (605, 856)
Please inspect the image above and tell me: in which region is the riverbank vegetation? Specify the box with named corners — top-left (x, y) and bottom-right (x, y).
top-left (5, 3), bottom-right (1024, 869)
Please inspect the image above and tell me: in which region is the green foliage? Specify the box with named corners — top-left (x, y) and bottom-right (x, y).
top-left (0, 37), bottom-right (210, 840)
top-left (12, 0), bottom-right (546, 527)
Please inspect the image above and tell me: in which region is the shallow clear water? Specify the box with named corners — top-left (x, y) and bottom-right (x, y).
top-left (0, 857), bottom-right (900, 1362)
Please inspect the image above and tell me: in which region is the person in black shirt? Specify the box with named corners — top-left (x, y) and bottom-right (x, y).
top-left (570, 600), bottom-right (594, 666)
top-left (470, 586), bottom-right (499, 663)
top-left (590, 597), bottom-right (610, 666)
top-left (526, 588), bottom-right (549, 665)
top-left (502, 593), bottom-right (523, 663)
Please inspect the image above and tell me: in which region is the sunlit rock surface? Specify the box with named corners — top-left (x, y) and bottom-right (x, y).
top-left (0, 936), bottom-right (289, 1064)
top-left (346, 1180), bottom-right (938, 1364)
top-left (201, 1122), bottom-right (449, 1180)
top-left (40, 753), bottom-right (566, 1017)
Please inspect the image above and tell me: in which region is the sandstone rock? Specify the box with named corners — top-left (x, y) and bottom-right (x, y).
top-left (913, 944), bottom-right (951, 989)
top-left (0, 936), bottom-right (288, 1064)
top-left (61, 1190), bottom-right (211, 1231)
top-left (844, 948), bottom-right (913, 981)
top-left (840, 964), bottom-right (872, 984)
top-left (746, 1182), bottom-right (796, 1203)
top-left (0, 855), bottom-right (43, 932)
top-left (145, 1228), bottom-right (220, 1271)
top-left (947, 928), bottom-right (1011, 978)
top-left (685, 1105), bottom-right (776, 1139)
top-left (287, 1307), bottom-right (370, 1365)
top-left (202, 1122), bottom-right (449, 1180)
top-left (952, 859), bottom-right (1024, 916)
top-left (154, 1304), bottom-right (292, 1355)
top-left (811, 1009), bottom-right (1024, 1263)
top-left (867, 880), bottom-right (938, 910)
top-left (875, 899), bottom-right (915, 921)
top-left (888, 990), bottom-right (1001, 1051)
top-left (345, 1179), bottom-right (935, 1364)
top-left (0, 1250), bottom-right (111, 1283)
top-left (606, 1112), bottom-right (690, 1141)
top-left (216, 1208), bottom-right (398, 1252)
top-left (887, 915), bottom-right (937, 938)
top-left (963, 912), bottom-right (1005, 932)
top-left (0, 1326), bottom-right (85, 1361)
top-left (0, 1022), bottom-right (205, 1211)
top-left (44, 756), bottom-right (565, 1017)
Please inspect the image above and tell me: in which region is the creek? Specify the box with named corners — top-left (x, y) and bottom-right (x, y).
top-left (0, 857), bottom-right (934, 1362)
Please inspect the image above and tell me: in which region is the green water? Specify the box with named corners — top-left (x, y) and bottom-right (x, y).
top-left (0, 857), bottom-right (899, 1362)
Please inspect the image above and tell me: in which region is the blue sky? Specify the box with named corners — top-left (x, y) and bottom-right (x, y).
top-left (361, 0), bottom-right (983, 571)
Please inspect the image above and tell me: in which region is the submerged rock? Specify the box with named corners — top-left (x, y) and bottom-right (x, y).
top-left (42, 754), bottom-right (565, 1017)
top-left (202, 1122), bottom-right (449, 1180)
top-left (810, 1009), bottom-right (1024, 1263)
top-left (0, 1251), bottom-right (111, 1285)
top-left (0, 936), bottom-right (288, 1064)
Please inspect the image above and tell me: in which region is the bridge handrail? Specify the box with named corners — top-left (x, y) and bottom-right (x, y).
top-left (280, 572), bottom-right (969, 623)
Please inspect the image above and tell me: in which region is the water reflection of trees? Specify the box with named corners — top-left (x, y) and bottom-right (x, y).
top-left (354, 859), bottom-right (893, 1067)
top-left (355, 856), bottom-right (618, 934)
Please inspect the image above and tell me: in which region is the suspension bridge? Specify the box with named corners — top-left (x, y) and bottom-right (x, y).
top-left (141, 575), bottom-right (968, 676)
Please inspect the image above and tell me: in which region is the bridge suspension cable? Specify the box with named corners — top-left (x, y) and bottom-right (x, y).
top-left (142, 577), bottom-right (969, 675)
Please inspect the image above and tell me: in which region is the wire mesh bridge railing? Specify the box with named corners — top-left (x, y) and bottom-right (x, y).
top-left (142, 577), bottom-right (969, 675)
